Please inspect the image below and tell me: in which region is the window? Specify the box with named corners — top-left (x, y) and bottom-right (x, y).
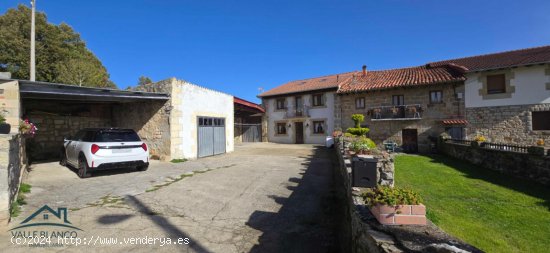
top-left (445, 127), bottom-right (464, 140)
top-left (276, 98), bottom-right (286, 110)
top-left (312, 94), bottom-right (324, 107)
top-left (486, 74), bottom-right (506, 94)
top-left (313, 121), bottom-right (325, 134)
top-left (276, 123), bottom-right (287, 134)
top-left (392, 95), bottom-right (404, 106)
top-left (430, 91), bottom-right (443, 103)
top-left (532, 111), bottom-right (550, 130)
top-left (355, 97), bottom-right (365, 109)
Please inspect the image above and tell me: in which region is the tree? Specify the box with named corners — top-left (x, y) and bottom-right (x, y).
top-left (0, 5), bottom-right (115, 88)
top-left (137, 76), bottom-right (153, 86)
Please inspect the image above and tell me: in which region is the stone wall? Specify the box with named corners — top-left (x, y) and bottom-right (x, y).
top-left (0, 134), bottom-right (26, 227)
top-left (440, 140), bottom-right (550, 186)
top-left (466, 103), bottom-right (550, 146)
top-left (24, 102), bottom-right (112, 161)
top-left (112, 101), bottom-right (171, 160)
top-left (337, 82), bottom-right (465, 152)
top-left (335, 139), bottom-right (480, 253)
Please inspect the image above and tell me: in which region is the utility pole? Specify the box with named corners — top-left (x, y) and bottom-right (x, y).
top-left (30, 0), bottom-right (36, 81)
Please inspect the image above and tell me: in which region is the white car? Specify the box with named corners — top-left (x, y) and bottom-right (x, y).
top-left (60, 128), bottom-right (149, 178)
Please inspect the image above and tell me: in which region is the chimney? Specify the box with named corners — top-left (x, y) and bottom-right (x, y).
top-left (362, 65), bottom-right (367, 76)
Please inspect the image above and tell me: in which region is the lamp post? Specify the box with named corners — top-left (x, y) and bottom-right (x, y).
top-left (30, 0), bottom-right (36, 81)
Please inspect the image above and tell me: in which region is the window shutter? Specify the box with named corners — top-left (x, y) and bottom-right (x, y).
top-left (322, 94), bottom-right (326, 106)
top-left (284, 98), bottom-right (289, 109)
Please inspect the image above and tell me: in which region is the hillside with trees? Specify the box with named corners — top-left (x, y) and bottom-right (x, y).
top-left (0, 5), bottom-right (115, 88)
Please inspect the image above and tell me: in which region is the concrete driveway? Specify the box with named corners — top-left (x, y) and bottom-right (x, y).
top-left (1, 143), bottom-right (341, 253)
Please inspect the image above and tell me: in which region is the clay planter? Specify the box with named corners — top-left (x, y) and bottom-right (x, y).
top-left (369, 204), bottom-right (426, 226)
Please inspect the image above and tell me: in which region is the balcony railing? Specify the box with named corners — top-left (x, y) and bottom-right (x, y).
top-left (368, 104), bottom-right (422, 121)
top-left (284, 105), bottom-right (310, 118)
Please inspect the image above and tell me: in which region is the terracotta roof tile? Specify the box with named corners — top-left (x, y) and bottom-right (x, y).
top-left (429, 45), bottom-right (550, 72)
top-left (442, 119), bottom-right (469, 125)
top-left (234, 97), bottom-right (265, 113)
top-left (258, 72), bottom-right (354, 97)
top-left (337, 65), bottom-right (465, 93)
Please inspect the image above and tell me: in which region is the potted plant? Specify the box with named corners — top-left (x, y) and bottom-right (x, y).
top-left (362, 186), bottom-right (426, 225)
top-left (536, 139), bottom-right (545, 146)
top-left (349, 137), bottom-right (377, 155)
top-left (0, 113), bottom-right (10, 134)
top-left (474, 135), bottom-right (487, 147)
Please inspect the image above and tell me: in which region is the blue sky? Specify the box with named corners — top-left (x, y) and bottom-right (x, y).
top-left (1, 1), bottom-right (550, 103)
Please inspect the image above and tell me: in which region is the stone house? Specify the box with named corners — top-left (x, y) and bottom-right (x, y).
top-left (336, 65), bottom-right (466, 153)
top-left (429, 46), bottom-right (550, 146)
top-left (258, 72), bottom-right (354, 144)
top-left (259, 45), bottom-right (550, 150)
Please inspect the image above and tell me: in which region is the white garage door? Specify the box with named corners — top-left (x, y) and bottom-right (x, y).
top-left (198, 117), bottom-right (226, 158)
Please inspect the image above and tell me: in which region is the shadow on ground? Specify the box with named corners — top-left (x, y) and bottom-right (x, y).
top-left (428, 154), bottom-right (550, 210)
top-left (96, 195), bottom-right (212, 253)
top-left (246, 146), bottom-right (344, 253)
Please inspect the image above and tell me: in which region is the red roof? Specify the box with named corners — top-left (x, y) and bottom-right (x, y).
top-left (234, 97), bottom-right (265, 113)
top-left (258, 72), bottom-right (354, 97)
top-left (258, 45), bottom-right (550, 96)
top-left (442, 119), bottom-right (469, 125)
top-left (337, 65), bottom-right (465, 94)
top-left (429, 45), bottom-right (550, 72)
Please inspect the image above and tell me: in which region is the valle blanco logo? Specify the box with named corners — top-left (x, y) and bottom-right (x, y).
top-left (10, 205), bottom-right (82, 239)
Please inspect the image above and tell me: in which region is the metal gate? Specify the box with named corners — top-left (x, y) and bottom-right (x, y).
top-left (238, 123), bottom-right (262, 142)
top-left (198, 117), bottom-right (226, 158)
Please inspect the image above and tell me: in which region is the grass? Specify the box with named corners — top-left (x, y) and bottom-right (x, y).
top-left (145, 172), bottom-right (194, 192)
top-left (10, 183), bottom-right (32, 217)
top-left (170, 158), bottom-right (188, 163)
top-left (395, 154), bottom-right (550, 253)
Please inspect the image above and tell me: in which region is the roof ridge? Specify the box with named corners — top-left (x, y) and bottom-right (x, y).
top-left (429, 44), bottom-right (550, 64)
top-left (285, 71), bottom-right (356, 83)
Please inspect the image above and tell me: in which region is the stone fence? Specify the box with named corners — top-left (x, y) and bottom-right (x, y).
top-left (439, 138), bottom-right (550, 186)
top-left (0, 134), bottom-right (27, 226)
top-left (335, 139), bottom-right (480, 253)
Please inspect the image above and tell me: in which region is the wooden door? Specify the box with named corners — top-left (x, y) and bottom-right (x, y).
top-left (402, 129), bottom-right (418, 153)
top-left (295, 122), bottom-right (304, 144)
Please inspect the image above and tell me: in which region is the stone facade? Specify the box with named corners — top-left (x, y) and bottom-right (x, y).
top-left (24, 101), bottom-right (112, 161)
top-left (0, 134), bottom-right (26, 227)
top-left (337, 83), bottom-right (465, 152)
top-left (440, 140), bottom-right (550, 186)
top-left (113, 101), bottom-right (171, 160)
top-left (466, 103), bottom-right (550, 146)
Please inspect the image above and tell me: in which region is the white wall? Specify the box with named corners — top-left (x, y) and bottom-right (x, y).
top-left (170, 79), bottom-right (234, 159)
top-left (465, 65), bottom-right (550, 108)
top-left (265, 92), bottom-right (335, 144)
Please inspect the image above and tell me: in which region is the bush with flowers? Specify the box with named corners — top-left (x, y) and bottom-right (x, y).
top-left (19, 119), bottom-right (38, 137)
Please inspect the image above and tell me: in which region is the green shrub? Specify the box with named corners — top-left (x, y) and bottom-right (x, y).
top-left (350, 137), bottom-right (377, 152)
top-left (170, 158), bottom-right (188, 163)
top-left (362, 186), bottom-right (423, 206)
top-left (346, 127), bottom-right (370, 137)
top-left (351, 114), bottom-right (365, 128)
top-left (527, 146), bottom-right (545, 156)
top-left (0, 114), bottom-right (5, 124)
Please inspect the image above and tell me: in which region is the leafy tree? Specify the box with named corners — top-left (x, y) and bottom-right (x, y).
top-left (137, 76), bottom-right (153, 86)
top-left (0, 5), bottom-right (115, 88)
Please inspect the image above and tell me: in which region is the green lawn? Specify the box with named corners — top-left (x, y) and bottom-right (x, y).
top-left (395, 154), bottom-right (550, 253)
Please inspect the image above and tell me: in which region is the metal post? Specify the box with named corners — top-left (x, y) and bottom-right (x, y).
top-left (30, 0), bottom-right (36, 81)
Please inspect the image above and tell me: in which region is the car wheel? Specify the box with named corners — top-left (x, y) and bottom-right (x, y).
top-left (59, 149), bottom-right (67, 166)
top-left (78, 156), bottom-right (91, 178)
top-left (137, 165), bottom-right (149, 171)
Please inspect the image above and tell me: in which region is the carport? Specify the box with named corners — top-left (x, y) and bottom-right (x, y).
top-left (19, 80), bottom-right (170, 161)
top-left (234, 97), bottom-right (265, 143)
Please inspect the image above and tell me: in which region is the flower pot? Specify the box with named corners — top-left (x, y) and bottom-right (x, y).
top-left (369, 204), bottom-right (426, 225)
top-left (0, 123), bottom-right (11, 134)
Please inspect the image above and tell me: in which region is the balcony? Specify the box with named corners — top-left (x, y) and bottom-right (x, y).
top-left (368, 104), bottom-right (422, 121)
top-left (284, 105), bottom-right (310, 119)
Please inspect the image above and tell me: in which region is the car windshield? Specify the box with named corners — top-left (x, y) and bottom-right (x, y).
top-left (94, 130), bottom-right (141, 142)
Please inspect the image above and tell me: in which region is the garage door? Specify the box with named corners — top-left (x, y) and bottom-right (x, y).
top-left (198, 117), bottom-right (226, 158)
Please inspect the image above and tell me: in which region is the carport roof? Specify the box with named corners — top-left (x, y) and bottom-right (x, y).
top-left (7, 79), bottom-right (170, 102)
